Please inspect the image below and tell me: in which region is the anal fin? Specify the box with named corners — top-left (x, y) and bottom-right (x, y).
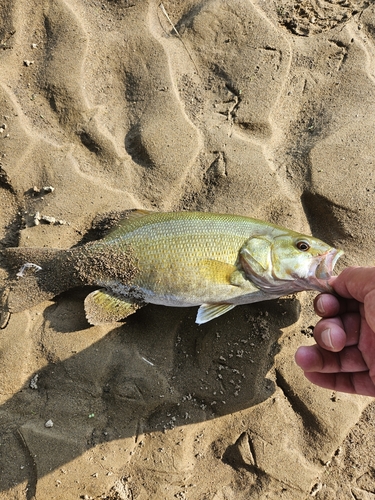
top-left (84, 289), bottom-right (143, 325)
top-left (196, 303), bottom-right (236, 325)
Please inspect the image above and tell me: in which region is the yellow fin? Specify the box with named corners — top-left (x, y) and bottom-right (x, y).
top-left (230, 269), bottom-right (250, 287)
top-left (196, 303), bottom-right (236, 325)
top-left (199, 260), bottom-right (238, 285)
top-left (84, 289), bottom-right (143, 325)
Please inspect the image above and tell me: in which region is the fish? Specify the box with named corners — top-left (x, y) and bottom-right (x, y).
top-left (0, 210), bottom-right (343, 327)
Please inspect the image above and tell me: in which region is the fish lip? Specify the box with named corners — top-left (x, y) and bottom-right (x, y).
top-left (313, 248), bottom-right (344, 292)
top-left (331, 248), bottom-right (344, 270)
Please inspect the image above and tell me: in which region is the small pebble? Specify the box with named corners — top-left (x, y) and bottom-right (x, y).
top-left (29, 374), bottom-right (39, 390)
top-left (310, 482), bottom-right (323, 497)
top-left (45, 419), bottom-right (53, 428)
top-left (41, 215), bottom-right (56, 224)
top-left (32, 185), bottom-right (55, 195)
top-left (33, 211), bottom-right (68, 226)
top-left (23, 60), bottom-right (34, 67)
top-left (34, 211), bottom-right (41, 225)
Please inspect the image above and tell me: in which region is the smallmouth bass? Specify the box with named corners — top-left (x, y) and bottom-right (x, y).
top-left (1, 210), bottom-right (343, 327)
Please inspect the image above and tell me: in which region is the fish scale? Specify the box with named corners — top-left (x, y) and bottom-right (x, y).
top-left (99, 214), bottom-right (261, 301)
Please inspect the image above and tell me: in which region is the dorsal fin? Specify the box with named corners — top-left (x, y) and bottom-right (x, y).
top-left (102, 209), bottom-right (155, 240)
top-left (125, 209), bottom-right (154, 221)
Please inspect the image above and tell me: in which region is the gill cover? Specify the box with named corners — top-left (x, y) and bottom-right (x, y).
top-left (239, 236), bottom-right (273, 279)
top-left (238, 235), bottom-right (297, 293)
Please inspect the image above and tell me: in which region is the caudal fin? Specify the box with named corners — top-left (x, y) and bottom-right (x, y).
top-left (1, 247), bottom-right (79, 321)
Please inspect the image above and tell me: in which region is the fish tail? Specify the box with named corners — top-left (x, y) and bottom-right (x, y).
top-left (4, 247), bottom-right (63, 269)
top-left (2, 247), bottom-right (81, 316)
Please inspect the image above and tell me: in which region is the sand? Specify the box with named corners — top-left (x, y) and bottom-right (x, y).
top-left (1, 0), bottom-right (375, 498)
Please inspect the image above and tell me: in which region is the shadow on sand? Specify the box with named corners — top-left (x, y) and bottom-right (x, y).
top-left (0, 295), bottom-right (300, 494)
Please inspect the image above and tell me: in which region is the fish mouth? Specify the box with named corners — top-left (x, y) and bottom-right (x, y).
top-left (313, 248), bottom-right (344, 292)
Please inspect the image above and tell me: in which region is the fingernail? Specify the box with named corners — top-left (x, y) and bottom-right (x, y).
top-left (321, 328), bottom-right (333, 349)
top-left (316, 296), bottom-right (325, 315)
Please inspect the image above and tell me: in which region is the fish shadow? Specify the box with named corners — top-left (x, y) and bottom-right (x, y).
top-left (0, 297), bottom-right (300, 493)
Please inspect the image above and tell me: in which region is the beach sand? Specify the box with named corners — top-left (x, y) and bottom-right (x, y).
top-left (1, 1), bottom-right (375, 498)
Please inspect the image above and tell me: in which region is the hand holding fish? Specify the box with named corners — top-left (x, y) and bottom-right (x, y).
top-left (295, 267), bottom-right (375, 397)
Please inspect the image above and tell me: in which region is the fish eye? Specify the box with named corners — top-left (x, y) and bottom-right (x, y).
top-left (296, 240), bottom-right (310, 251)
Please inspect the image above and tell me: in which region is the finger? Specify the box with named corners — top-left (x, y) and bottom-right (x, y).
top-left (314, 293), bottom-right (360, 318)
top-left (340, 312), bottom-right (362, 345)
top-left (302, 371), bottom-right (375, 397)
top-left (313, 317), bottom-right (347, 351)
top-left (314, 294), bottom-right (341, 317)
top-left (313, 312), bottom-right (361, 350)
top-left (364, 288), bottom-right (375, 333)
top-left (295, 345), bottom-right (367, 373)
top-left (357, 316), bottom-right (375, 359)
top-left (331, 266), bottom-right (375, 302)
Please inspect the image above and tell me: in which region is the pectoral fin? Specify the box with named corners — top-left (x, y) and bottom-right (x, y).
top-left (84, 289), bottom-right (143, 325)
top-left (199, 260), bottom-right (238, 285)
top-left (196, 303), bottom-right (236, 325)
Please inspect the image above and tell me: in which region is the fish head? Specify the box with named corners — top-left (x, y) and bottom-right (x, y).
top-left (239, 231), bottom-right (343, 295)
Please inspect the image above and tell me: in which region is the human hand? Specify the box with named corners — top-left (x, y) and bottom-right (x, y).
top-left (295, 267), bottom-right (375, 396)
